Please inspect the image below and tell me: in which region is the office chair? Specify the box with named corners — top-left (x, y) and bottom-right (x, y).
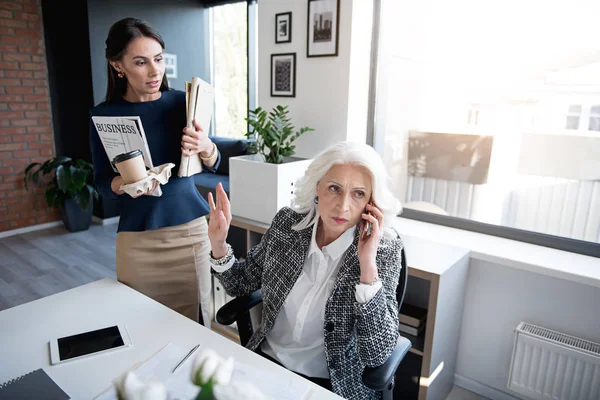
top-left (216, 246), bottom-right (411, 400)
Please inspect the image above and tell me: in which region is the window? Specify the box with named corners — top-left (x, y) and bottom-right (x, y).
top-left (467, 103), bottom-right (480, 126)
top-left (566, 104), bottom-right (582, 130)
top-left (210, 1), bottom-right (256, 138)
top-left (589, 105), bottom-right (600, 131)
top-left (372, 0), bottom-right (600, 256)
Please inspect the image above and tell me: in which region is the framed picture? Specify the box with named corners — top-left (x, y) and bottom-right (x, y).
top-left (270, 53), bottom-right (296, 97)
top-left (275, 12), bottom-right (292, 44)
top-left (306, 0), bottom-right (340, 57)
top-left (163, 53), bottom-right (177, 78)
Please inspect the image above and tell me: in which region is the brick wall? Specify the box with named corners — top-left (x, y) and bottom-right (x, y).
top-left (0, 0), bottom-right (58, 232)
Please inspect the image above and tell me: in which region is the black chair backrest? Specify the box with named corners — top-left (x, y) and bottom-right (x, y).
top-left (395, 247), bottom-right (408, 308)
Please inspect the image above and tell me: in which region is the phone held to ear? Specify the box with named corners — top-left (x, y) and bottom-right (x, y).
top-left (365, 200), bottom-right (373, 237)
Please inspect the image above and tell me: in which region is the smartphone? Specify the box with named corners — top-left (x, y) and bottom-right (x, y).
top-left (365, 199), bottom-right (373, 236)
top-left (49, 324), bottom-right (132, 365)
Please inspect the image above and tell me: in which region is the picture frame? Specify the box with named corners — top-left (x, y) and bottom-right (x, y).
top-left (163, 53), bottom-right (177, 78)
top-left (270, 53), bottom-right (296, 97)
top-left (306, 0), bottom-right (340, 57)
top-left (275, 12), bottom-right (292, 44)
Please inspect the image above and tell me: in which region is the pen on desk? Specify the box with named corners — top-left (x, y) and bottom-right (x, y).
top-left (172, 344), bottom-right (200, 373)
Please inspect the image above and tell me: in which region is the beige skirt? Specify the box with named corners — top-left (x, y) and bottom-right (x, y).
top-left (116, 217), bottom-right (212, 326)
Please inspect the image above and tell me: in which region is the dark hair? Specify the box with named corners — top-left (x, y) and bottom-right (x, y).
top-left (104, 17), bottom-right (170, 103)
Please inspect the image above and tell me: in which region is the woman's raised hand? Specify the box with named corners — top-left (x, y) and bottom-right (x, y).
top-left (207, 182), bottom-right (232, 259)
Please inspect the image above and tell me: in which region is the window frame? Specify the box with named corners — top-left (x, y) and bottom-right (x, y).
top-left (588, 104), bottom-right (600, 132)
top-left (566, 104), bottom-right (582, 130)
top-left (400, 209), bottom-right (600, 259)
top-left (207, 0), bottom-right (257, 138)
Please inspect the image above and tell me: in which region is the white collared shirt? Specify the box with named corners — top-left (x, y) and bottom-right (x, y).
top-left (211, 221), bottom-right (383, 378)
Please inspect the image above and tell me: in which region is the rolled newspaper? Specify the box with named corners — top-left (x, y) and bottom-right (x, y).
top-left (178, 77), bottom-right (215, 177)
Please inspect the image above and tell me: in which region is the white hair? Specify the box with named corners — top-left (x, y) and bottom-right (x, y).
top-left (291, 141), bottom-right (402, 239)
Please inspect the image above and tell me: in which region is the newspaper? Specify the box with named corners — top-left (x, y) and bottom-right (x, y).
top-left (91, 115), bottom-right (161, 197)
top-left (179, 76), bottom-right (215, 177)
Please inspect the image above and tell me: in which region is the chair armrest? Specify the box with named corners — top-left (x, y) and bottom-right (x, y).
top-left (216, 289), bottom-right (263, 326)
top-left (362, 336), bottom-right (412, 391)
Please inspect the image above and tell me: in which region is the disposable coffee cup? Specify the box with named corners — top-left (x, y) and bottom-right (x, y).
top-left (113, 150), bottom-right (147, 184)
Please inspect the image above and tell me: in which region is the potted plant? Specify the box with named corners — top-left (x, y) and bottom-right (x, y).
top-left (244, 105), bottom-right (314, 164)
top-left (24, 156), bottom-right (99, 232)
top-left (229, 105), bottom-right (314, 224)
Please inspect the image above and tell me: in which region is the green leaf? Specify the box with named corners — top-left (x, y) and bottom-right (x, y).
top-left (41, 159), bottom-right (55, 174)
top-left (71, 167), bottom-right (86, 190)
top-left (23, 162), bottom-right (41, 190)
top-left (32, 169), bottom-right (41, 185)
top-left (56, 164), bottom-right (72, 192)
top-left (85, 184), bottom-right (98, 200)
top-left (50, 156), bottom-right (72, 169)
top-left (78, 187), bottom-right (91, 211)
top-left (194, 379), bottom-right (214, 400)
top-left (46, 188), bottom-right (58, 208)
top-left (75, 159), bottom-right (92, 170)
top-left (24, 162), bottom-right (40, 177)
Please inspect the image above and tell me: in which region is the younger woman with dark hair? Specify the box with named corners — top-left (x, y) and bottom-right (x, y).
top-left (89, 17), bottom-right (218, 325)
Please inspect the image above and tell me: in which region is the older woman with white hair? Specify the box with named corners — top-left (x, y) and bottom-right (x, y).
top-left (207, 141), bottom-right (403, 400)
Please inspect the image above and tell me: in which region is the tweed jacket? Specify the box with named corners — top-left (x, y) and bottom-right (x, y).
top-left (212, 207), bottom-right (403, 400)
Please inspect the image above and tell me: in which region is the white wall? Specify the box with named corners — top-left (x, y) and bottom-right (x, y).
top-left (257, 0), bottom-right (372, 158)
top-left (455, 259), bottom-right (600, 399)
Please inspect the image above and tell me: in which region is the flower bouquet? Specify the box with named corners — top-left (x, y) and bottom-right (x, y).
top-left (115, 348), bottom-right (268, 400)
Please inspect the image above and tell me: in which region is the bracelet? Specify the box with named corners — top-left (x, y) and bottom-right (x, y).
top-left (360, 277), bottom-right (381, 286)
top-left (200, 142), bottom-right (218, 162)
top-left (210, 243), bottom-right (233, 265)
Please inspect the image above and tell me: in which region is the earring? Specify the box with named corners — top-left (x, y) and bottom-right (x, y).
top-left (117, 71), bottom-right (124, 78)
top-left (314, 196), bottom-right (319, 204)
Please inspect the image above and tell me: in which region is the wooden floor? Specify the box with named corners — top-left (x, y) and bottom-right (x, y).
top-left (0, 223), bottom-right (488, 400)
top-left (0, 223), bottom-right (117, 312)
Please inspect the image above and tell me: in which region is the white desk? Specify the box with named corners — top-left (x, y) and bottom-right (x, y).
top-left (0, 278), bottom-right (342, 400)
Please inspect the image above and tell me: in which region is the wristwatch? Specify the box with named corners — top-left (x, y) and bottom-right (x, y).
top-left (210, 244), bottom-right (233, 265)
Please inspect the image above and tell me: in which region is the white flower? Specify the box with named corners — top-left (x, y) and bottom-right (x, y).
top-left (117, 371), bottom-right (166, 400)
top-left (191, 348), bottom-right (235, 387)
top-left (214, 381), bottom-right (269, 400)
top-left (213, 356), bottom-right (234, 386)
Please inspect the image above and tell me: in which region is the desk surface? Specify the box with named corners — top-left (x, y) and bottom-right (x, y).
top-left (0, 278), bottom-right (341, 400)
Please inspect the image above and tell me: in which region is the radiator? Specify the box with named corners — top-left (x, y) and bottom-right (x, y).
top-left (508, 322), bottom-right (600, 400)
